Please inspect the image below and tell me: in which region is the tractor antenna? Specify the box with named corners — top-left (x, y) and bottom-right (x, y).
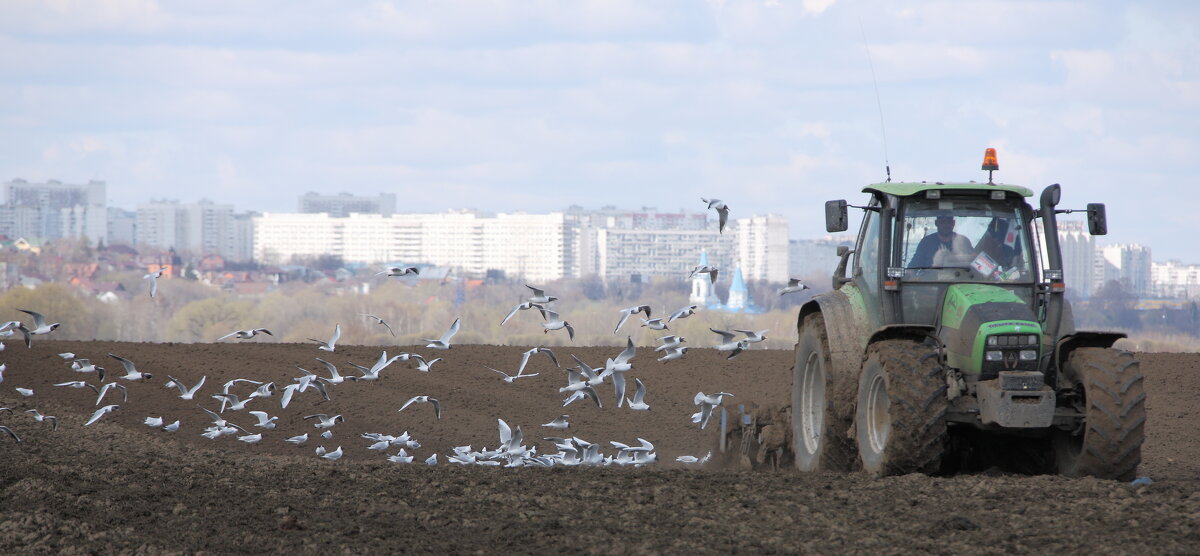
top-left (858, 15), bottom-right (891, 183)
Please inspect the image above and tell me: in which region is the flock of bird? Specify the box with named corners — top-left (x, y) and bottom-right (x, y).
top-left (0, 197), bottom-right (813, 467)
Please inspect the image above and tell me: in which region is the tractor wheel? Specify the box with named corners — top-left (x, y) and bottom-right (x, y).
top-left (855, 339), bottom-right (948, 476)
top-left (792, 313), bottom-right (855, 472)
top-left (1053, 348), bottom-right (1145, 481)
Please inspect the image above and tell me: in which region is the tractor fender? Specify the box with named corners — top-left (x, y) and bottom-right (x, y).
top-left (1053, 331), bottom-right (1126, 373)
top-left (796, 291), bottom-right (870, 381)
top-left (867, 324), bottom-right (937, 347)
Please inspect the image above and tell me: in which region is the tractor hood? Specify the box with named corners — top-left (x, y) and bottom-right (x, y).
top-left (938, 284), bottom-right (1041, 378)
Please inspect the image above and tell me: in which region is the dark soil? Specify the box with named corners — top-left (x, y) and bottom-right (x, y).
top-left (1, 341), bottom-right (1197, 553)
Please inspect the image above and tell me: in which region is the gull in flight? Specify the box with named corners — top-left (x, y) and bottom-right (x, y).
top-left (614, 305), bottom-right (652, 335)
top-left (562, 386), bottom-right (602, 408)
top-left (603, 337), bottom-right (636, 407)
top-left (519, 346), bottom-right (559, 375)
top-left (485, 365), bottom-right (539, 384)
top-left (709, 328), bottom-right (746, 352)
top-left (538, 309), bottom-right (574, 340)
top-left (398, 396), bottom-right (441, 419)
top-left (248, 410), bottom-right (278, 429)
top-left (627, 378), bottom-right (651, 410)
top-left (144, 268), bottom-right (166, 298)
top-left (377, 266), bottom-right (419, 277)
top-left (309, 358), bottom-right (348, 385)
top-left (657, 346), bottom-right (688, 362)
top-left (95, 382), bottom-right (128, 405)
top-left (166, 375), bottom-right (206, 400)
top-left (54, 380), bottom-right (98, 392)
top-left (735, 329), bottom-right (769, 344)
top-left (779, 278), bottom-right (810, 296)
top-left (211, 393), bottom-right (254, 412)
top-left (667, 305), bottom-right (699, 323)
top-left (525, 285), bottom-right (558, 304)
top-left (215, 328), bottom-right (273, 342)
top-left (422, 317), bottom-right (460, 350)
top-left (361, 314), bottom-right (395, 336)
top-left (85, 404), bottom-right (119, 426)
top-left (725, 339), bottom-right (751, 360)
top-left (72, 359), bottom-right (105, 382)
top-left (692, 391), bottom-right (734, 429)
top-left (304, 413), bottom-right (344, 428)
top-left (247, 382), bottom-right (275, 399)
top-left (308, 323), bottom-right (341, 352)
top-left (26, 409), bottom-right (58, 431)
top-left (410, 354), bottom-right (442, 373)
top-left (17, 308), bottom-right (61, 335)
top-left (640, 318), bottom-right (668, 331)
top-left (346, 352), bottom-right (405, 381)
top-left (687, 265), bottom-right (719, 284)
top-left (701, 197), bottom-right (731, 233)
top-left (655, 335), bottom-right (686, 352)
top-left (501, 301), bottom-right (544, 326)
top-left (108, 354), bottom-right (153, 381)
top-left (541, 415), bottom-right (569, 430)
top-left (0, 425), bottom-right (19, 442)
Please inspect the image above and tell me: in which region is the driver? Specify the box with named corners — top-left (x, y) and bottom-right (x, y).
top-left (909, 214), bottom-right (972, 268)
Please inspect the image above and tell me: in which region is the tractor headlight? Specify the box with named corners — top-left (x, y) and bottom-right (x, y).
top-left (987, 336), bottom-right (998, 346)
top-left (985, 350), bottom-right (1003, 361)
top-left (1026, 335), bottom-right (1038, 345)
top-left (1019, 350), bottom-right (1038, 361)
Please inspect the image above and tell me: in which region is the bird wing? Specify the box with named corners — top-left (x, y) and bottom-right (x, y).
top-left (581, 387), bottom-right (602, 409)
top-left (315, 358), bottom-right (339, 378)
top-left (430, 398), bottom-right (441, 419)
top-left (501, 304), bottom-right (523, 326)
top-left (538, 347), bottom-right (559, 368)
top-left (107, 353), bottom-right (137, 375)
top-left (302, 413), bottom-right (327, 420)
top-left (328, 324), bottom-right (341, 347)
top-left (612, 371), bottom-right (626, 408)
top-left (18, 309), bottom-right (45, 329)
top-left (632, 378), bottom-right (646, 403)
top-left (525, 284), bottom-right (544, 297)
top-left (565, 323), bottom-right (574, 341)
top-left (709, 328), bottom-right (735, 342)
top-left (497, 418), bottom-right (512, 446)
top-left (215, 331), bottom-right (238, 342)
top-left (280, 384), bottom-right (296, 408)
top-left (398, 397), bottom-right (420, 412)
top-left (256, 329), bottom-right (273, 336)
top-left (717, 206), bottom-right (729, 232)
top-left (615, 337), bottom-right (635, 364)
top-left (149, 278), bottom-right (158, 298)
top-left (249, 410), bottom-right (269, 424)
top-left (518, 350), bottom-right (532, 375)
top-left (613, 312), bottom-right (630, 334)
top-left (165, 375), bottom-right (187, 395)
top-left (485, 366), bottom-right (511, 377)
top-left (440, 318), bottom-right (460, 343)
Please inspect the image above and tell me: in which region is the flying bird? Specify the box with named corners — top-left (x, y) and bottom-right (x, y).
top-left (108, 353), bottom-right (153, 381)
top-left (657, 346), bottom-right (689, 362)
top-left (215, 328), bottom-right (273, 342)
top-left (525, 285), bottom-right (558, 304)
top-left (701, 197), bottom-right (730, 233)
top-left (26, 409), bottom-right (58, 431)
top-left (667, 305), bottom-right (699, 323)
top-left (614, 305), bottom-right (652, 334)
top-left (538, 309), bottom-right (574, 340)
top-left (307, 323), bottom-right (341, 352)
top-left (779, 278), bottom-right (810, 296)
top-left (485, 366), bottom-right (539, 384)
top-left (95, 382), bottom-right (128, 405)
top-left (734, 329), bottom-right (769, 344)
top-left (17, 309), bottom-right (61, 335)
top-left (0, 425), bottom-right (20, 442)
top-left (501, 301), bottom-right (544, 326)
top-left (361, 314), bottom-right (396, 336)
top-left (410, 354), bottom-right (442, 373)
top-left (166, 375), bottom-right (206, 400)
top-left (542, 415), bottom-right (570, 430)
top-left (85, 404), bottom-right (119, 426)
top-left (144, 268), bottom-right (166, 298)
top-left (398, 396), bottom-right (441, 419)
top-left (303, 413), bottom-right (344, 429)
top-left (377, 266), bottom-right (419, 277)
top-left (626, 378), bottom-right (651, 411)
top-left (687, 265), bottom-right (720, 284)
top-left (641, 318), bottom-right (669, 331)
top-left (422, 317), bottom-right (460, 350)
top-left (654, 335), bottom-right (686, 352)
top-left (519, 346), bottom-right (559, 375)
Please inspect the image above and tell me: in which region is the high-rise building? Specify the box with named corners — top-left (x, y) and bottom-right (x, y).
top-left (1151, 260), bottom-right (1200, 299)
top-left (137, 199), bottom-right (253, 261)
top-left (1057, 220), bottom-right (1095, 298)
top-left (1095, 244), bottom-right (1152, 298)
top-left (735, 214), bottom-right (789, 283)
top-left (0, 178), bottom-right (107, 244)
top-left (299, 192), bottom-right (396, 217)
top-left (106, 207), bottom-right (137, 246)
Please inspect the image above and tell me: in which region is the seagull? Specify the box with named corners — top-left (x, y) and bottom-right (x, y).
top-left (166, 375), bottom-right (206, 400)
top-left (320, 446), bottom-right (344, 460)
top-left (57, 352), bottom-right (76, 360)
top-left (72, 359), bottom-right (105, 382)
top-left (779, 278), bottom-right (810, 296)
top-left (525, 285), bottom-right (558, 304)
top-left (108, 353), bottom-right (153, 381)
top-left (657, 346), bottom-right (688, 362)
top-left (144, 416), bottom-right (164, 427)
top-left (538, 309), bottom-right (574, 340)
top-left (687, 265), bottom-right (719, 284)
top-left (422, 317), bottom-right (460, 350)
top-left (95, 382), bottom-right (128, 405)
top-left (668, 304), bottom-right (699, 323)
top-left (725, 339), bottom-right (751, 360)
top-left (562, 386), bottom-right (602, 408)
top-left (321, 430), bottom-right (333, 439)
top-left (211, 393), bottom-right (254, 412)
top-left (17, 309), bottom-right (61, 335)
top-left (701, 197), bottom-right (730, 233)
top-left (398, 396), bottom-right (441, 419)
top-left (387, 449), bottom-right (415, 463)
top-left (0, 425), bottom-right (20, 442)
top-left (501, 301), bottom-right (544, 326)
top-left (542, 415), bottom-right (570, 430)
top-left (709, 328), bottom-right (745, 352)
top-left (26, 409), bottom-right (57, 431)
top-left (54, 380), bottom-right (98, 392)
top-left (307, 323), bottom-right (341, 352)
top-left (603, 337), bottom-right (636, 406)
top-left (734, 329), bottom-right (769, 344)
top-left (361, 314), bottom-right (396, 336)
top-left (425, 454), bottom-right (437, 465)
top-left (676, 451), bottom-right (712, 464)
top-left (346, 352), bottom-right (404, 381)
top-left (215, 328), bottom-right (273, 342)
top-left (285, 433), bottom-right (309, 445)
top-left (144, 268), bottom-right (166, 298)
top-left (640, 318), bottom-right (668, 331)
top-left (411, 354), bottom-right (442, 373)
top-left (519, 346), bottom-right (559, 374)
top-left (310, 358), bottom-right (349, 385)
top-left (614, 305), bottom-right (652, 335)
top-left (377, 266), bottom-right (419, 277)
top-left (654, 335), bottom-right (686, 352)
top-left (303, 413), bottom-right (344, 428)
top-left (248, 410), bottom-right (278, 429)
top-left (162, 420), bottom-right (180, 432)
top-left (198, 406), bottom-right (228, 428)
top-left (0, 364), bottom-right (4, 384)
top-left (485, 366), bottom-right (539, 384)
top-left (85, 404), bottom-right (119, 426)
top-left (626, 378), bottom-right (651, 410)
top-left (692, 391), bottom-right (734, 429)
top-left (247, 382), bottom-right (276, 399)
top-left (15, 387), bottom-right (33, 397)
top-left (11, 324), bottom-right (31, 348)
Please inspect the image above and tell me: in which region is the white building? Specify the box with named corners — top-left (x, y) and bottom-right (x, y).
top-left (735, 214), bottom-right (790, 283)
top-left (106, 207), bottom-right (136, 246)
top-left (137, 199), bottom-right (253, 262)
top-left (1095, 244), bottom-right (1152, 298)
top-left (299, 192), bottom-right (396, 217)
top-left (1, 178), bottom-right (107, 244)
top-left (1057, 220), bottom-right (1096, 298)
top-left (596, 227), bottom-right (736, 283)
top-left (1152, 260), bottom-right (1200, 299)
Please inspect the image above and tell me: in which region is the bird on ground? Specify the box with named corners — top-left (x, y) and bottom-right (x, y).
top-left (320, 446), bottom-right (344, 460)
top-left (654, 335), bottom-right (686, 352)
top-left (308, 323), bottom-right (341, 352)
top-left (361, 314), bottom-right (396, 336)
top-left (248, 410), bottom-right (278, 429)
top-left (58, 352), bottom-right (75, 360)
top-left (17, 309), bottom-right (60, 335)
top-left (411, 354), bottom-right (442, 373)
top-left (234, 426), bottom-right (263, 444)
top-left (108, 354), bottom-right (153, 381)
top-left (304, 413), bottom-right (344, 429)
top-left (668, 305), bottom-right (699, 323)
top-left (15, 387), bottom-right (33, 396)
top-left (321, 430), bottom-right (333, 439)
top-left (144, 268), bottom-right (166, 298)
top-left (525, 285), bottom-right (558, 304)
top-left (26, 409), bottom-right (57, 431)
top-left (519, 346), bottom-right (559, 374)
top-left (377, 266), bottom-right (419, 277)
top-left (0, 425), bottom-right (20, 442)
top-left (95, 382), bottom-right (128, 405)
top-left (485, 366), bottom-right (539, 384)
top-left (501, 301), bottom-right (544, 326)
top-left (676, 451), bottom-right (712, 464)
top-left (162, 420), bottom-right (180, 432)
top-left (85, 404), bottom-right (119, 426)
top-left (779, 278), bottom-right (810, 296)
top-left (387, 449), bottom-right (414, 463)
top-left (215, 328), bottom-right (273, 342)
top-left (657, 346), bottom-right (689, 362)
top-left (422, 317), bottom-right (460, 350)
top-left (166, 375), bottom-right (206, 400)
top-left (285, 433), bottom-right (309, 445)
top-left (144, 416), bottom-right (164, 427)
top-left (398, 396), bottom-right (441, 419)
top-left (425, 454), bottom-right (437, 465)
top-left (542, 415), bottom-right (570, 430)
top-left (687, 265), bottom-right (719, 284)
top-left (614, 305), bottom-right (652, 334)
top-left (627, 378), bottom-right (651, 411)
top-left (538, 309), bottom-right (574, 340)
top-left (735, 329), bottom-right (769, 344)
top-left (641, 318), bottom-right (668, 331)
top-left (701, 198), bottom-right (730, 233)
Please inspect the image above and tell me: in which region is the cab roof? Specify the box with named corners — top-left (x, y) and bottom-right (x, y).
top-left (863, 182), bottom-right (1034, 198)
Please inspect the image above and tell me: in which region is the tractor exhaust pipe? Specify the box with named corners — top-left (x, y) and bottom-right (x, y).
top-left (1039, 184), bottom-right (1066, 347)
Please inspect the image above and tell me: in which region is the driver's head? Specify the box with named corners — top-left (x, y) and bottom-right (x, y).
top-left (935, 214), bottom-right (955, 237)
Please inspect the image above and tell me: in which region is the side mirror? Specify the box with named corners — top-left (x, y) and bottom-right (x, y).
top-left (1087, 203), bottom-right (1107, 235)
top-left (825, 200), bottom-right (848, 233)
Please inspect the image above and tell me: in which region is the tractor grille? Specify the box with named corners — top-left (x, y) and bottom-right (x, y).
top-left (981, 334), bottom-right (1040, 380)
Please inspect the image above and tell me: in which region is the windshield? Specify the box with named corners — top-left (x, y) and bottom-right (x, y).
top-left (900, 197), bottom-right (1033, 283)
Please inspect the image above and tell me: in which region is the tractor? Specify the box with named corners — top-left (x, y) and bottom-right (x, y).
top-left (720, 149), bottom-right (1145, 480)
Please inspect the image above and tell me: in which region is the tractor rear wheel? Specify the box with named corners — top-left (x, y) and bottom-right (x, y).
top-left (792, 313), bottom-right (855, 472)
top-left (1053, 348), bottom-right (1145, 481)
top-left (855, 339), bottom-right (948, 476)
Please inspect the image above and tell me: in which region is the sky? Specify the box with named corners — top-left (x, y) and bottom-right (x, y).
top-left (1, 1), bottom-right (1197, 261)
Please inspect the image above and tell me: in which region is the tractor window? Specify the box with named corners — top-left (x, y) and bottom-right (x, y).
top-left (900, 198), bottom-right (1033, 283)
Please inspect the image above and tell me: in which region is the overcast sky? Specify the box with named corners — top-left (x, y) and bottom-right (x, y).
top-left (1, 1), bottom-right (1196, 260)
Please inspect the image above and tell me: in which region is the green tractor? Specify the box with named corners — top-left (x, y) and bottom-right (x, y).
top-left (722, 151), bottom-right (1145, 480)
